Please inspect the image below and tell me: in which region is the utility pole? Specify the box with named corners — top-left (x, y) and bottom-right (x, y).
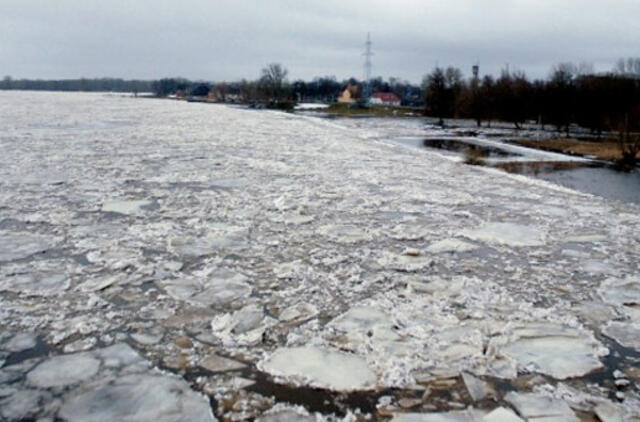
top-left (363, 33), bottom-right (373, 101)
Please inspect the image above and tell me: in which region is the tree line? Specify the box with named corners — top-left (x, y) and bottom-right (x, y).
top-left (423, 62), bottom-right (640, 137)
top-left (0, 76), bottom-right (152, 93)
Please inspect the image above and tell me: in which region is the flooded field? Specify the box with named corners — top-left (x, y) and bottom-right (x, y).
top-left (341, 117), bottom-right (639, 205)
top-left (2, 92), bottom-right (640, 421)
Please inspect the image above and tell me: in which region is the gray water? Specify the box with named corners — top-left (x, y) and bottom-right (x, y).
top-left (404, 137), bottom-right (640, 205)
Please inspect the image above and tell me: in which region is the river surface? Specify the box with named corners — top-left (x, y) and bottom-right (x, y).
top-left (2, 93), bottom-right (640, 421)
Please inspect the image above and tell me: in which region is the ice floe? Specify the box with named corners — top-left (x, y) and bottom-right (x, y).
top-left (1, 342), bottom-right (215, 421)
top-left (461, 223), bottom-right (545, 247)
top-left (160, 269), bottom-right (251, 307)
top-left (426, 238), bottom-right (478, 254)
top-left (58, 373), bottom-right (216, 422)
top-left (261, 346), bottom-right (377, 391)
top-left (603, 321), bottom-right (640, 351)
top-left (504, 392), bottom-right (578, 422)
top-left (4, 333), bottom-right (38, 353)
top-left (497, 323), bottom-right (606, 379)
top-left (0, 231), bottom-right (59, 262)
top-left (101, 199), bottom-right (151, 215)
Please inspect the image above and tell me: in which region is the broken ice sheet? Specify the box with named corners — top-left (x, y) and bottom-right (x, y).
top-left (0, 269), bottom-right (69, 296)
top-left (278, 302), bottom-right (318, 322)
top-left (3, 333), bottom-right (38, 353)
top-left (0, 231), bottom-right (60, 262)
top-left (504, 392), bottom-right (578, 422)
top-left (460, 222), bottom-right (545, 247)
top-left (260, 346), bottom-right (377, 391)
top-left (58, 373), bottom-right (215, 422)
top-left (168, 226), bottom-right (248, 256)
top-left (317, 224), bottom-right (374, 244)
top-left (328, 305), bottom-right (401, 348)
top-left (101, 199), bottom-right (151, 215)
top-left (27, 353), bottom-right (101, 388)
top-left (598, 277), bottom-right (640, 307)
top-left (497, 323), bottom-right (606, 379)
top-left (426, 238), bottom-right (478, 254)
top-left (603, 321), bottom-right (640, 351)
top-left (377, 251), bottom-right (433, 272)
top-left (160, 269), bottom-right (251, 307)
top-left (392, 409), bottom-right (487, 422)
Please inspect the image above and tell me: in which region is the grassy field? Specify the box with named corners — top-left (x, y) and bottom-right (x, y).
top-left (326, 103), bottom-right (423, 118)
top-left (512, 138), bottom-right (631, 162)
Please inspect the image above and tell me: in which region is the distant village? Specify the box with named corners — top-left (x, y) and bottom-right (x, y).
top-left (158, 74), bottom-right (424, 110)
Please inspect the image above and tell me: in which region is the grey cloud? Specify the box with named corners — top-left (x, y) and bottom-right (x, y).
top-left (1, 0), bottom-right (638, 82)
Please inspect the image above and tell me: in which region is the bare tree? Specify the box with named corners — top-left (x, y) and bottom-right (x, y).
top-left (259, 63), bottom-right (289, 102)
top-left (614, 57), bottom-right (640, 77)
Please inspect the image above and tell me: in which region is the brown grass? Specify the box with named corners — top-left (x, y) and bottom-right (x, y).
top-left (512, 138), bottom-right (631, 162)
top-left (326, 103), bottom-right (422, 118)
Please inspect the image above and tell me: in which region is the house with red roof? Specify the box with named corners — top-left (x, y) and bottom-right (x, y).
top-left (370, 92), bottom-right (401, 106)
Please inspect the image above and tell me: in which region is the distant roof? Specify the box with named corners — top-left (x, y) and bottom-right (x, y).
top-left (371, 92), bottom-right (401, 102)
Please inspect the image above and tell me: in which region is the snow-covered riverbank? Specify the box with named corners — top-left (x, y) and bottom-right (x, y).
top-left (1, 92), bottom-right (639, 421)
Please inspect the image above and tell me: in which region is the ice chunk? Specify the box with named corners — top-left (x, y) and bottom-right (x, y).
top-left (3, 332), bottom-right (38, 352)
top-left (58, 373), bottom-right (216, 422)
top-left (230, 304), bottom-right (265, 334)
top-left (426, 238), bottom-right (478, 254)
top-left (317, 224), bottom-right (374, 244)
top-left (393, 409), bottom-right (487, 421)
top-left (0, 231), bottom-right (59, 262)
top-left (0, 389), bottom-right (51, 421)
top-left (161, 270), bottom-right (251, 307)
top-left (603, 321), bottom-right (640, 351)
top-left (94, 343), bottom-right (146, 369)
top-left (378, 251), bottom-right (433, 272)
top-left (461, 372), bottom-right (488, 402)
top-left (130, 331), bottom-right (164, 345)
top-left (0, 270), bottom-right (69, 296)
top-left (461, 223), bottom-right (545, 247)
top-left (330, 306), bottom-right (391, 332)
top-left (261, 346), bottom-right (376, 391)
top-left (63, 337), bottom-right (98, 353)
top-left (278, 303), bottom-right (318, 322)
top-left (27, 353), bottom-right (100, 388)
top-left (329, 306), bottom-right (400, 347)
top-left (598, 277), bottom-right (640, 306)
top-left (388, 225), bottom-right (431, 241)
top-left (199, 354), bottom-right (246, 373)
top-left (258, 405), bottom-right (315, 422)
top-left (101, 199), bottom-right (151, 215)
top-left (594, 401), bottom-right (623, 422)
top-left (169, 228), bottom-right (247, 256)
top-left (505, 392), bottom-right (578, 422)
top-left (482, 408), bottom-right (524, 422)
top-left (498, 323), bottom-right (605, 379)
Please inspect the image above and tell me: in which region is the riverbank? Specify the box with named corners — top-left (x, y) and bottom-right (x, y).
top-left (510, 137), bottom-right (635, 164)
top-left (325, 103), bottom-right (423, 118)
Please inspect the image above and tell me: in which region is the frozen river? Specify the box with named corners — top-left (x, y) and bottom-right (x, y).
top-left (1, 92), bottom-right (639, 421)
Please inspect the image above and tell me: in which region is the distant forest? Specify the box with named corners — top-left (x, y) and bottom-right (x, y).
top-left (0, 77), bottom-right (153, 93)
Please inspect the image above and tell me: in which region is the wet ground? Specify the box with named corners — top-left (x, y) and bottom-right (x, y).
top-left (358, 121), bottom-right (639, 205)
top-left (1, 92), bottom-right (640, 421)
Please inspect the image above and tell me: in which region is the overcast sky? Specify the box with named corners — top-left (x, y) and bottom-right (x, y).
top-left (1, 0), bottom-right (638, 83)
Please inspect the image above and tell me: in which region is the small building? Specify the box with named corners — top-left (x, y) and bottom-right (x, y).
top-left (337, 84), bottom-right (361, 104)
top-left (370, 92), bottom-right (401, 106)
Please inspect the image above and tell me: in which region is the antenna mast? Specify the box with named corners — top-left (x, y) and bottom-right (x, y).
top-left (363, 32), bottom-right (373, 99)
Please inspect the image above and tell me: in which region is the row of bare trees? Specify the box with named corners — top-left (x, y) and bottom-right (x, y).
top-left (423, 63), bottom-right (639, 129)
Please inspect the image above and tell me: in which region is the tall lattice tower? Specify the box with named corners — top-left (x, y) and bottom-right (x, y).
top-left (363, 33), bottom-right (373, 99)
